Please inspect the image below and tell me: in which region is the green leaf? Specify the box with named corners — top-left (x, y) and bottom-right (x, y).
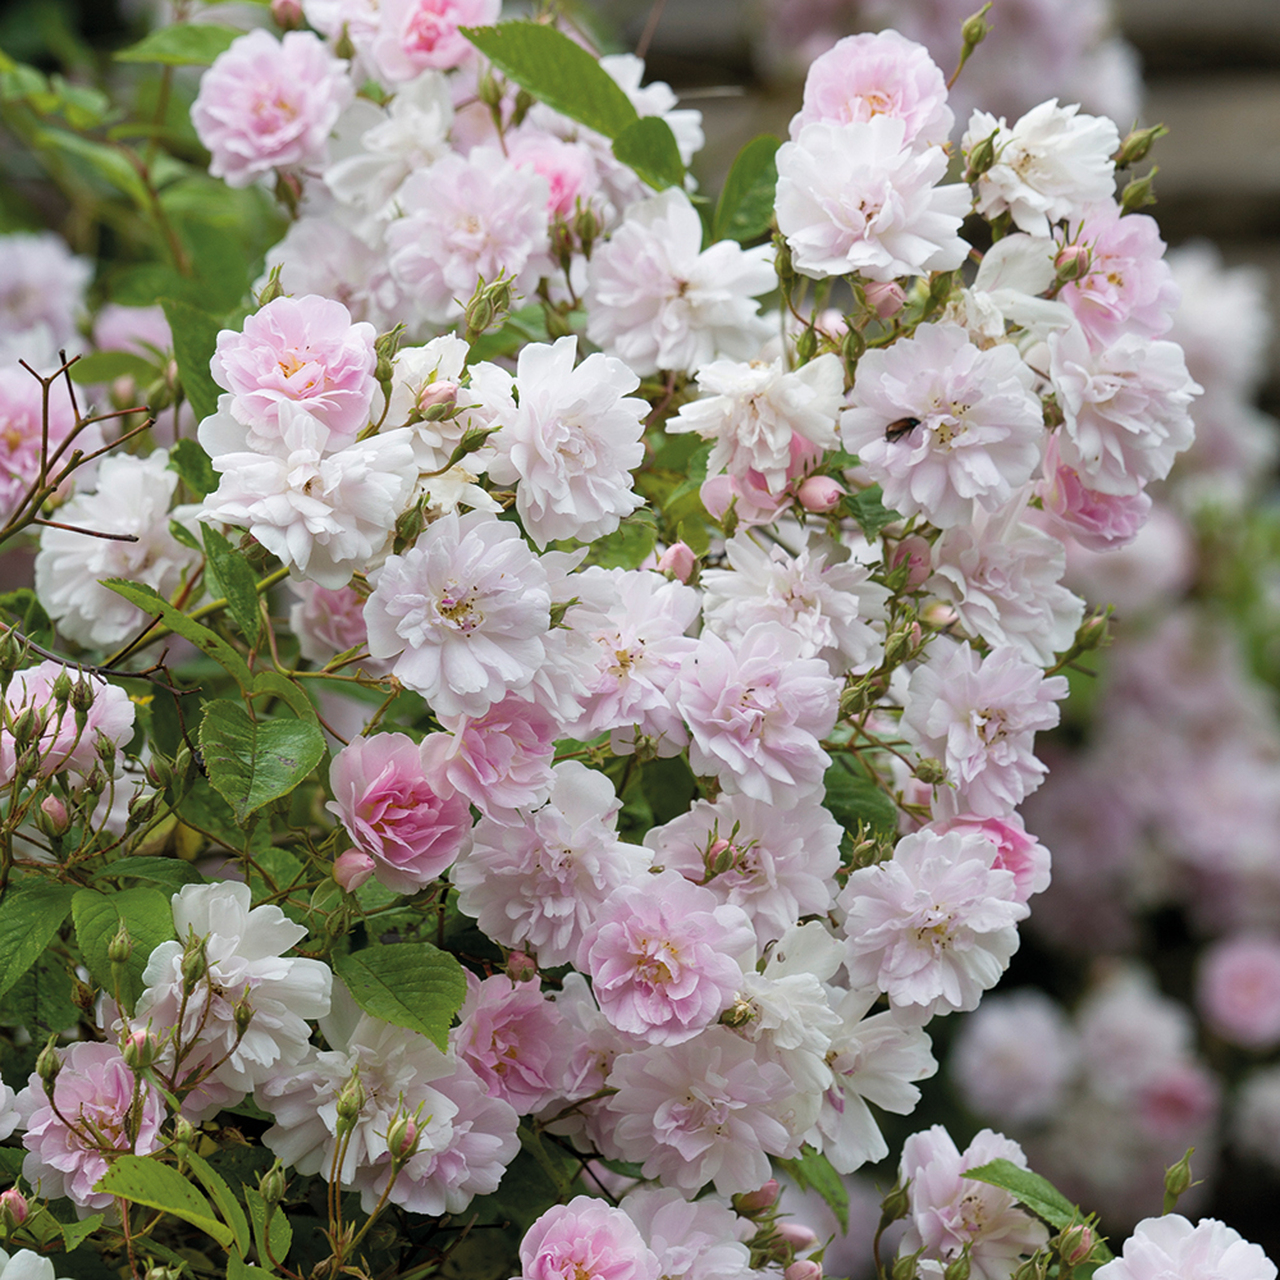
top-left (35, 130), bottom-right (149, 209)
top-left (244, 1186), bottom-right (292, 1269)
top-left (0, 954), bottom-right (79, 1034)
top-left (168, 437), bottom-right (217, 498)
top-left (199, 701), bottom-right (326, 824)
top-left (251, 671), bottom-right (319, 725)
top-left (202, 525), bottom-right (261, 645)
top-left (115, 23), bottom-right (242, 66)
top-left (161, 297), bottom-right (224, 424)
top-left (334, 943), bottom-right (467, 1051)
top-left (713, 134), bottom-right (781, 243)
top-left (823, 756), bottom-right (898, 836)
top-left (0, 877), bottom-right (76, 999)
top-left (67, 351), bottom-right (158, 385)
top-left (92, 855), bottom-right (204, 892)
top-left (583, 509), bottom-right (658, 570)
top-left (462, 22), bottom-right (638, 139)
top-left (228, 1257), bottom-right (273, 1280)
top-left (60, 1213), bottom-right (105, 1252)
top-left (71, 886), bottom-right (176, 1010)
top-left (0, 587), bottom-right (54, 649)
top-left (101, 579), bottom-right (252, 693)
top-left (0, 1149), bottom-right (22, 1181)
top-left (612, 116), bottom-right (684, 190)
top-left (517, 1123), bottom-right (575, 1199)
top-left (186, 1151), bottom-right (251, 1256)
top-left (965, 1159), bottom-right (1097, 1242)
top-left (95, 1155), bottom-right (235, 1249)
top-left (843, 484), bottom-right (901, 539)
top-left (776, 1146), bottom-right (849, 1233)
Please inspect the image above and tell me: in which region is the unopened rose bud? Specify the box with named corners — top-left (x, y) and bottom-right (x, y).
top-left (656, 541), bottom-right (697, 583)
top-left (965, 128), bottom-right (999, 181)
top-left (865, 281), bottom-right (906, 319)
top-left (775, 1222), bottom-right (819, 1251)
top-left (879, 1180), bottom-right (911, 1224)
top-left (38, 795), bottom-right (69, 836)
top-left (893, 1252), bottom-right (924, 1280)
top-left (890, 535), bottom-right (932, 590)
top-left (35, 1037), bottom-right (61, 1091)
top-left (334, 24), bottom-right (356, 60)
top-left (506, 950), bottom-right (538, 983)
top-left (70, 678), bottom-right (94, 714)
top-left (795, 327), bottom-right (818, 365)
top-left (171, 1116), bottom-right (198, 1167)
top-left (51, 671), bottom-right (72, 705)
top-left (945, 1252), bottom-right (972, 1280)
top-left (335, 1074), bottom-right (367, 1133)
top-left (386, 1113), bottom-right (419, 1162)
top-left (786, 1264), bottom-right (822, 1280)
top-left (128, 791), bottom-right (162, 830)
top-left (11, 706), bottom-right (43, 750)
top-left (1163, 1148), bottom-right (1194, 1209)
top-left (914, 756), bottom-right (948, 785)
top-left (841, 325), bottom-right (866, 378)
top-left (333, 848), bottom-right (376, 894)
top-left (95, 732), bottom-right (117, 770)
top-left (734, 1179), bottom-right (779, 1214)
top-left (233, 998), bottom-right (255, 1038)
top-left (145, 1265), bottom-right (181, 1280)
top-left (122, 1029), bottom-right (158, 1072)
top-left (107, 922), bottom-right (134, 967)
top-left (259, 1160), bottom-right (287, 1207)
top-left (270, 0), bottom-right (304, 27)
top-left (418, 380), bottom-right (458, 413)
top-left (1055, 243), bottom-right (1091, 283)
top-left (1075, 611), bottom-right (1111, 652)
top-left (960, 2), bottom-right (992, 51)
top-left (797, 475), bottom-right (844, 513)
top-left (708, 838), bottom-right (736, 876)
top-left (1115, 123), bottom-right (1167, 169)
top-left (774, 235), bottom-right (794, 283)
top-left (1056, 1224), bottom-right (1094, 1266)
top-left (180, 938), bottom-right (207, 993)
top-left (0, 1187), bottom-right (28, 1229)
top-left (1120, 167), bottom-right (1158, 215)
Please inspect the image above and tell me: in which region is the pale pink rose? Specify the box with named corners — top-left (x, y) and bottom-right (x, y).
top-left (581, 869), bottom-right (755, 1046)
top-left (93, 303), bottom-right (171, 358)
top-left (605, 1029), bottom-right (801, 1196)
top-left (421, 695), bottom-right (558, 822)
top-left (387, 149), bottom-right (552, 325)
top-left (327, 732), bottom-right (472, 894)
top-left (1134, 1060), bottom-right (1219, 1144)
top-left (0, 366), bottom-right (93, 524)
top-left (518, 1196), bottom-right (661, 1280)
top-left (508, 128), bottom-right (603, 220)
top-left (192, 30), bottom-right (353, 188)
top-left (290, 580), bottom-right (389, 674)
top-left (674, 623), bottom-right (840, 810)
top-left (210, 295), bottom-right (377, 449)
top-left (899, 1126), bottom-right (1048, 1280)
top-left (1093, 1215), bottom-right (1275, 1280)
top-left (791, 29), bottom-right (953, 148)
top-left (17, 1042), bottom-right (165, 1210)
top-left (934, 811), bottom-right (1051, 902)
top-left (371, 0), bottom-right (498, 81)
top-left (454, 973), bottom-right (571, 1116)
top-left (1036, 433), bottom-right (1152, 552)
top-left (700, 471), bottom-right (792, 528)
top-left (1057, 203), bottom-right (1180, 347)
top-left (1197, 933), bottom-right (1280, 1050)
top-left (0, 231), bottom-right (90, 347)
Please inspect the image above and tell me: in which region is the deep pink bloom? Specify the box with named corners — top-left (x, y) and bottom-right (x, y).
top-left (518, 1196), bottom-right (661, 1280)
top-left (17, 1042), bottom-right (164, 1210)
top-left (579, 869), bottom-right (755, 1046)
top-left (372, 0), bottom-right (499, 80)
top-left (192, 30), bottom-right (352, 188)
top-left (210, 295), bottom-right (377, 448)
top-left (327, 732), bottom-right (471, 894)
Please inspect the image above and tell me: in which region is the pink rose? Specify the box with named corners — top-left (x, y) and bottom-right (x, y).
top-left (933, 811), bottom-right (1052, 903)
top-left (372, 0), bottom-right (500, 82)
top-left (1198, 933), bottom-right (1280, 1050)
top-left (192, 30), bottom-right (352, 189)
top-left (211, 294), bottom-right (377, 447)
top-left (1037, 433), bottom-right (1152, 552)
top-left (327, 732), bottom-right (471, 894)
top-left (518, 1196), bottom-right (660, 1280)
